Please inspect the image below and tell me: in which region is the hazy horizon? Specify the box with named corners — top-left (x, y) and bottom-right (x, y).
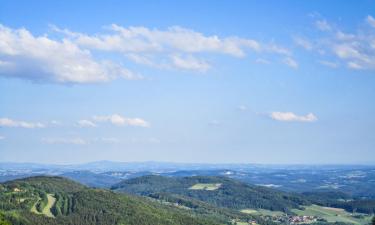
top-left (1, 160), bottom-right (375, 167)
top-left (1, 0), bottom-right (375, 165)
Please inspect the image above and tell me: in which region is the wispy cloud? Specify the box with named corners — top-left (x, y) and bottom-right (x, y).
top-left (255, 58), bottom-right (270, 64)
top-left (41, 136), bottom-right (159, 145)
top-left (366, 15), bottom-right (375, 28)
top-left (0, 117), bottom-right (45, 128)
top-left (77, 119), bottom-right (97, 128)
top-left (41, 137), bottom-right (87, 145)
top-left (92, 114), bottom-right (150, 127)
top-left (318, 60), bottom-right (339, 68)
top-left (283, 57), bottom-right (298, 69)
top-left (0, 136), bottom-right (5, 140)
top-left (0, 23), bottom-right (297, 84)
top-left (270, 112), bottom-right (317, 122)
top-left (295, 16), bottom-right (375, 71)
top-left (293, 37), bottom-right (313, 50)
top-left (170, 54), bottom-right (210, 72)
top-left (52, 24), bottom-right (293, 72)
top-left (237, 105), bottom-right (248, 111)
top-left (208, 120), bottom-right (221, 126)
top-left (315, 20), bottom-right (332, 31)
top-left (50, 120), bottom-right (63, 126)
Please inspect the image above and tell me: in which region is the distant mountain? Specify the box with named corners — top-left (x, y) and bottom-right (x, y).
top-left (0, 176), bottom-right (221, 225)
top-left (2, 161), bottom-right (375, 199)
top-left (60, 171), bottom-right (122, 188)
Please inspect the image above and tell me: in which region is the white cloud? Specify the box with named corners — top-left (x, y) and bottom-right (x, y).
top-left (237, 105), bottom-right (248, 111)
top-left (294, 15), bottom-right (375, 70)
top-left (332, 41), bottom-right (375, 70)
top-left (77, 119), bottom-right (97, 128)
top-left (52, 24), bottom-right (292, 71)
top-left (41, 137), bottom-right (87, 145)
top-left (0, 136), bottom-right (5, 140)
top-left (347, 61), bottom-right (363, 70)
top-left (366, 15), bottom-right (375, 28)
top-left (283, 57), bottom-right (298, 69)
top-left (171, 55), bottom-right (210, 72)
top-left (270, 112), bottom-right (317, 122)
top-left (99, 137), bottom-right (120, 143)
top-left (294, 37), bottom-right (313, 50)
top-left (255, 58), bottom-right (270, 64)
top-left (296, 17), bottom-right (375, 71)
top-left (315, 20), bottom-right (332, 31)
top-left (0, 24), bottom-right (141, 83)
top-left (50, 120), bottom-right (63, 126)
top-left (266, 44), bottom-right (291, 56)
top-left (0, 117), bottom-right (45, 128)
top-left (0, 23), bottom-right (296, 83)
top-left (92, 114), bottom-right (149, 127)
top-left (59, 24), bottom-right (262, 57)
top-left (318, 60), bottom-right (339, 68)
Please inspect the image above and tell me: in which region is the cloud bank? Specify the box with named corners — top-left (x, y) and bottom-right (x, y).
top-left (0, 23), bottom-right (295, 84)
top-left (0, 117), bottom-right (45, 128)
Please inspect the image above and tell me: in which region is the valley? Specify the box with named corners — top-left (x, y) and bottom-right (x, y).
top-left (1, 163), bottom-right (374, 225)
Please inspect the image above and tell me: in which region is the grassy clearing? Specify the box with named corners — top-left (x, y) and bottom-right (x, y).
top-left (241, 209), bottom-right (258, 214)
top-left (241, 208), bottom-right (285, 216)
top-left (30, 194), bottom-right (56, 218)
top-left (30, 197), bottom-right (41, 214)
top-left (42, 194), bottom-right (56, 218)
top-left (292, 205), bottom-right (372, 225)
top-left (189, 183), bottom-right (222, 191)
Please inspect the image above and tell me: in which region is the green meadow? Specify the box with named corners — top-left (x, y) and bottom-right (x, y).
top-left (292, 205), bottom-right (372, 225)
top-left (189, 183), bottom-right (222, 191)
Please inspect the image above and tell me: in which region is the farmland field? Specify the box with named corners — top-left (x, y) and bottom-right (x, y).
top-left (189, 183), bottom-right (222, 190)
top-left (291, 205), bottom-right (372, 225)
top-left (241, 208), bottom-right (285, 216)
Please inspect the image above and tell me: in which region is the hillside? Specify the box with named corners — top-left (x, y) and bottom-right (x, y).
top-left (0, 176), bottom-right (221, 225)
top-left (111, 175), bottom-right (308, 213)
top-left (60, 171), bottom-right (122, 188)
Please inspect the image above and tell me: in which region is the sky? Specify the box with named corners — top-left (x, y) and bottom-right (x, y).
top-left (0, 0), bottom-right (375, 164)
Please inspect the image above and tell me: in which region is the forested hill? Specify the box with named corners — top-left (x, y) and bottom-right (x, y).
top-left (111, 175), bottom-right (308, 212)
top-left (0, 176), bottom-right (221, 225)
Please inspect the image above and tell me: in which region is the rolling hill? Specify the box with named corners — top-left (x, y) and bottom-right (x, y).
top-left (0, 176), bottom-right (222, 225)
top-left (111, 175), bottom-right (309, 213)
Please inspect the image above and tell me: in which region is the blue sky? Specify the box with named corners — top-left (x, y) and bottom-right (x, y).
top-left (0, 0), bottom-right (375, 164)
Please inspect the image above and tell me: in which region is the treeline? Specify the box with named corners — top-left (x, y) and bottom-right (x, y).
top-left (303, 191), bottom-right (375, 214)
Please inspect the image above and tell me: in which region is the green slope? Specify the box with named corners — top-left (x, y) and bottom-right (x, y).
top-left (111, 175), bottom-right (308, 213)
top-left (0, 176), bottom-right (220, 225)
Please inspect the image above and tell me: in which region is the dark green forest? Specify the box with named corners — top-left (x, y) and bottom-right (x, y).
top-left (1, 176), bottom-right (374, 225)
top-left (0, 176), bottom-right (219, 225)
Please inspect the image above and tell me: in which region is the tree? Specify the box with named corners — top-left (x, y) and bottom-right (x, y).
top-left (0, 213), bottom-right (11, 225)
top-left (371, 216), bottom-right (375, 225)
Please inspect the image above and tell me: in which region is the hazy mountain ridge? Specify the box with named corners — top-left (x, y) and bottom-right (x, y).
top-left (1, 161), bottom-right (375, 198)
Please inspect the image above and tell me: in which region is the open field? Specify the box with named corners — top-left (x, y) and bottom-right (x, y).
top-left (42, 194), bottom-right (56, 217)
top-left (241, 208), bottom-right (285, 216)
top-left (292, 205), bottom-right (372, 225)
top-left (30, 197), bottom-right (41, 214)
top-left (189, 183), bottom-right (222, 191)
top-left (30, 194), bottom-right (56, 218)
